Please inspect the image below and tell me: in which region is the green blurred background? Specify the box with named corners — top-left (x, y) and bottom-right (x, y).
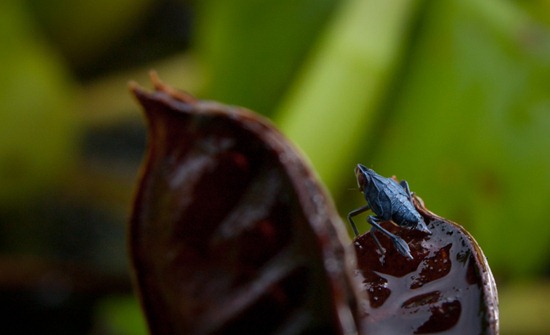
top-left (1, 0), bottom-right (549, 333)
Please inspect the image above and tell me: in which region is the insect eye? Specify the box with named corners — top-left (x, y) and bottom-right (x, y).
top-left (355, 166), bottom-right (368, 192)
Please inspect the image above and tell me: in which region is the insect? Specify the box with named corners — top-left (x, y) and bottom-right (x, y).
top-left (348, 164), bottom-right (431, 259)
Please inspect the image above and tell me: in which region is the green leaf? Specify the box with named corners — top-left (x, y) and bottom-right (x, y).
top-left (0, 0), bottom-right (77, 204)
top-left (275, 0), bottom-right (423, 191)
top-left (195, 0), bottom-right (339, 114)
top-left (371, 0), bottom-right (550, 277)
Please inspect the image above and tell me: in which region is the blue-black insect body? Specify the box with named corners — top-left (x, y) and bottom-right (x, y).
top-left (347, 164), bottom-right (431, 259)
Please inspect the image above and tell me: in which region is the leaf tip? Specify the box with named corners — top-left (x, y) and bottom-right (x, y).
top-left (150, 70), bottom-right (197, 104)
top-left (129, 71), bottom-right (198, 106)
top-left (128, 80), bottom-right (148, 104)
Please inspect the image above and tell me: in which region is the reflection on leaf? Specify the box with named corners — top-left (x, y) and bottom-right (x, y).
top-left (129, 73), bottom-right (362, 334)
top-left (354, 196), bottom-right (498, 334)
top-left (129, 74), bottom-right (498, 334)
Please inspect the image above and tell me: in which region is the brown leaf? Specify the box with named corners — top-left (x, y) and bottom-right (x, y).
top-left (128, 73), bottom-right (499, 335)
top-left (354, 196), bottom-right (499, 334)
top-left (128, 73), bottom-right (363, 334)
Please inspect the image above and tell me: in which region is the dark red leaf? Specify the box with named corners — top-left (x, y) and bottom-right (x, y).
top-left (354, 196), bottom-right (499, 335)
top-left (128, 73), bottom-right (498, 335)
top-left (128, 73), bottom-right (363, 334)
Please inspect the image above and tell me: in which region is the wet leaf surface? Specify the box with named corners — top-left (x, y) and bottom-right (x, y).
top-left (354, 196), bottom-right (499, 335)
top-left (129, 73), bottom-right (362, 334)
top-left (128, 74), bottom-right (498, 334)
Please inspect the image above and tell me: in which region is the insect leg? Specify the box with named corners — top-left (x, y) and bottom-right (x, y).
top-left (399, 180), bottom-right (413, 201)
top-left (368, 225), bottom-right (386, 254)
top-left (347, 204), bottom-right (370, 236)
top-left (367, 216), bottom-right (413, 259)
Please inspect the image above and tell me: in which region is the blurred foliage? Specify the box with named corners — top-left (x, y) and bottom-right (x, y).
top-left (0, 0), bottom-right (77, 205)
top-left (26, 0), bottom-right (154, 69)
top-left (194, 0), bottom-right (339, 114)
top-left (367, 0), bottom-right (550, 278)
top-left (499, 280), bottom-right (550, 335)
top-left (199, 0), bottom-right (550, 280)
top-left (1, 0), bottom-right (550, 333)
top-left (276, 0), bottom-right (422, 193)
top-left (94, 296), bottom-right (148, 335)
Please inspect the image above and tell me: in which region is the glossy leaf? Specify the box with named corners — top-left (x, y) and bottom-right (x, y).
top-left (354, 195), bottom-right (499, 335)
top-left (129, 75), bottom-right (498, 334)
top-left (129, 73), bottom-right (362, 334)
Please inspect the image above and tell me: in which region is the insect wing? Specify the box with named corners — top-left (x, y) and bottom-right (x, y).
top-left (365, 174), bottom-right (393, 220)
